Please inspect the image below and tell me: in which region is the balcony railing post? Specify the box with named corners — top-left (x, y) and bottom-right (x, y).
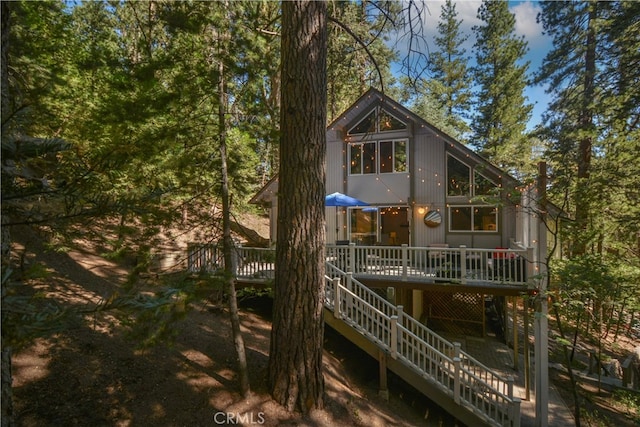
top-left (390, 315), bottom-right (398, 358)
top-left (346, 272), bottom-right (353, 292)
top-left (349, 243), bottom-right (356, 273)
top-left (396, 305), bottom-right (404, 325)
top-left (453, 357), bottom-right (461, 404)
top-left (512, 398), bottom-right (522, 427)
top-left (333, 277), bottom-right (341, 319)
top-left (453, 341), bottom-right (461, 359)
top-left (506, 376), bottom-right (521, 427)
top-left (201, 245), bottom-right (207, 271)
top-left (459, 245), bottom-right (467, 284)
top-left (401, 244), bottom-right (408, 280)
top-left (526, 246), bottom-right (535, 285)
top-left (187, 244), bottom-right (194, 272)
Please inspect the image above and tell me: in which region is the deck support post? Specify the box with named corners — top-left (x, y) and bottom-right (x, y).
top-left (524, 299), bottom-right (530, 400)
top-left (534, 294), bottom-right (549, 427)
top-left (482, 294), bottom-right (487, 337)
top-left (453, 357), bottom-right (461, 404)
top-left (333, 278), bottom-right (341, 319)
top-left (389, 315), bottom-right (398, 359)
top-left (513, 297), bottom-right (519, 371)
top-left (378, 349), bottom-right (389, 400)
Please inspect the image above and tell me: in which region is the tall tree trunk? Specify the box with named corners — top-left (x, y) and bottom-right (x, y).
top-left (268, 0), bottom-right (327, 414)
top-left (1, 2), bottom-right (14, 425)
top-left (573, 2), bottom-right (597, 255)
top-left (217, 5), bottom-right (250, 397)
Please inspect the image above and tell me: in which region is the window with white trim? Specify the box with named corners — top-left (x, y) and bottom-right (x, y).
top-left (349, 139), bottom-right (408, 175)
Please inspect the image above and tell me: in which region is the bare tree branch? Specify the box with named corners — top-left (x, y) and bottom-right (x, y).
top-left (328, 15), bottom-right (385, 94)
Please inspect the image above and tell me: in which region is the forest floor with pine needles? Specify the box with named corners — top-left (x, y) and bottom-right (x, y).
top-left (9, 221), bottom-right (456, 427)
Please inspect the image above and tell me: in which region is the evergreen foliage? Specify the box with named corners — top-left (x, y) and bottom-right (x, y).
top-left (426, 0), bottom-right (472, 139)
top-left (537, 0), bottom-right (640, 259)
top-left (537, 3), bottom-right (640, 422)
top-left (326, 1), bottom-right (400, 122)
top-left (471, 0), bottom-right (533, 175)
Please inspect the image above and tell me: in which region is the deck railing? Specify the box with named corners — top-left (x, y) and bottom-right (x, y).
top-left (187, 243), bottom-right (522, 426)
top-left (189, 243), bottom-right (533, 287)
top-left (187, 244), bottom-right (276, 282)
top-left (325, 266), bottom-right (521, 427)
top-left (326, 243), bottom-right (532, 286)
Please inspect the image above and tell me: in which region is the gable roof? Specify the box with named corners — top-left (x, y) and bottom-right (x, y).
top-left (329, 87), bottom-right (517, 187)
top-left (249, 174), bottom-right (278, 205)
top-left (251, 87), bottom-right (526, 203)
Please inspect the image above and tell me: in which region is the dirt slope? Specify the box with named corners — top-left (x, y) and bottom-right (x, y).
top-left (9, 224), bottom-right (456, 426)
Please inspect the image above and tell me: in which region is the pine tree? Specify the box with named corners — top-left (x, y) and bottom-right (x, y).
top-left (535, 1), bottom-right (600, 256)
top-left (268, 0), bottom-right (327, 413)
top-left (427, 0), bottom-right (472, 139)
top-left (536, 3), bottom-right (640, 423)
top-left (471, 0), bottom-right (532, 175)
top-left (326, 1), bottom-right (399, 123)
top-left (537, 1), bottom-right (640, 256)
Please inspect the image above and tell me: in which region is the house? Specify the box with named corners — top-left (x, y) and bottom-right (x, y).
top-left (247, 89), bottom-right (551, 423)
top-left (251, 88), bottom-right (544, 255)
top-left (250, 88), bottom-right (548, 335)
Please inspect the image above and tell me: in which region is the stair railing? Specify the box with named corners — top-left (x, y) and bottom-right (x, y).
top-left (325, 264), bottom-right (521, 427)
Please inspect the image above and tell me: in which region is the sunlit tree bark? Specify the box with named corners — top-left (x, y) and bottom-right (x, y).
top-left (268, 0), bottom-right (327, 413)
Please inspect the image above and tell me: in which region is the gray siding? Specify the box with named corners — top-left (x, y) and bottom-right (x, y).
top-left (412, 130), bottom-right (446, 246)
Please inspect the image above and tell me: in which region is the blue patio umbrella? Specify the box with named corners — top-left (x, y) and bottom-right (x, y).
top-left (325, 192), bottom-right (369, 241)
top-left (325, 192), bottom-right (369, 207)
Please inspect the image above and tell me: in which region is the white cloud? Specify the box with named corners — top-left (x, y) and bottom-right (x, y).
top-left (391, 1), bottom-right (552, 128)
top-left (511, 1), bottom-right (547, 47)
top-left (410, 1), bottom-right (480, 57)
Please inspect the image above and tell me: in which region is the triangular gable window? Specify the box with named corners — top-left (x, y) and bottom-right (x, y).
top-left (379, 111), bottom-right (406, 131)
top-left (349, 110), bottom-right (376, 134)
top-left (348, 107), bottom-right (407, 135)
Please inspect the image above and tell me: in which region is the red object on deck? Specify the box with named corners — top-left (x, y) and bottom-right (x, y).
top-left (493, 247), bottom-right (516, 259)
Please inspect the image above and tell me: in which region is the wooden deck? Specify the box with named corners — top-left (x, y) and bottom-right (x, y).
top-left (188, 243), bottom-right (536, 295)
top-left (187, 243), bottom-right (527, 426)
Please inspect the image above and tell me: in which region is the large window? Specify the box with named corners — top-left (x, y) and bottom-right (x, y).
top-left (447, 155), bottom-right (500, 232)
top-left (450, 205), bottom-right (498, 232)
top-left (349, 206), bottom-right (409, 245)
top-left (350, 208), bottom-right (378, 245)
top-left (350, 139), bottom-right (408, 175)
top-left (474, 172), bottom-right (495, 196)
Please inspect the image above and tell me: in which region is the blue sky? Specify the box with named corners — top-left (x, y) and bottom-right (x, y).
top-left (393, 0), bottom-right (553, 131)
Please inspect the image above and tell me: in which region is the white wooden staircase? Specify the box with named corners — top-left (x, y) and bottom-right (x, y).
top-left (323, 262), bottom-right (521, 427)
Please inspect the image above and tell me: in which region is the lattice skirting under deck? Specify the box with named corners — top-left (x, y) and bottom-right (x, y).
top-left (423, 291), bottom-right (485, 337)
